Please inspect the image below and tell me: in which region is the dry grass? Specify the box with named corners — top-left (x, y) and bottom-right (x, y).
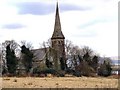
top-left (1, 76), bottom-right (118, 88)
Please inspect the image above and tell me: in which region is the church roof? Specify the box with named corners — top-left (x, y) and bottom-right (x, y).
top-left (51, 2), bottom-right (65, 39)
top-left (31, 48), bottom-right (47, 61)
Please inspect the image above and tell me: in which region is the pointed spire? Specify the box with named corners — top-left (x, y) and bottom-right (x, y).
top-left (51, 2), bottom-right (65, 39)
top-left (56, 1), bottom-right (59, 15)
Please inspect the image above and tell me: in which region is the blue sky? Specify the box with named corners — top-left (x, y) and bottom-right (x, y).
top-left (0, 0), bottom-right (118, 57)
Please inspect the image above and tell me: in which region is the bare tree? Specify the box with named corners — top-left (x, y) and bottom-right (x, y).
top-left (40, 39), bottom-right (51, 58)
top-left (2, 40), bottom-right (19, 57)
top-left (65, 40), bottom-right (73, 56)
top-left (40, 39), bottom-right (53, 68)
top-left (65, 40), bottom-right (81, 69)
top-left (65, 40), bottom-right (81, 56)
top-left (21, 40), bottom-right (33, 50)
top-left (102, 57), bottom-right (112, 65)
top-left (80, 46), bottom-right (94, 56)
top-left (70, 45), bottom-right (81, 56)
top-left (1, 40), bottom-right (19, 73)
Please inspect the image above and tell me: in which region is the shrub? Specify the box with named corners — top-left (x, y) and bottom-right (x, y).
top-left (65, 68), bottom-right (75, 74)
top-left (78, 61), bottom-right (95, 76)
top-left (98, 60), bottom-right (112, 77)
top-left (73, 71), bottom-right (81, 77)
top-left (57, 71), bottom-right (65, 77)
top-left (44, 69), bottom-right (57, 75)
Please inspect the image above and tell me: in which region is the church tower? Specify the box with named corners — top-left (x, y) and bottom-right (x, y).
top-left (51, 2), bottom-right (66, 71)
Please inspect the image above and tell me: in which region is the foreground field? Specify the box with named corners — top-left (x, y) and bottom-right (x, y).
top-left (1, 76), bottom-right (118, 88)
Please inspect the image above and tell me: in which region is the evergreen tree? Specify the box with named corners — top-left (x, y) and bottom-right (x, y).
top-left (77, 53), bottom-right (98, 76)
top-left (6, 44), bottom-right (17, 74)
top-left (60, 57), bottom-right (65, 70)
top-left (92, 55), bottom-right (99, 71)
top-left (46, 58), bottom-right (52, 68)
top-left (78, 55), bottom-right (83, 63)
top-left (98, 60), bottom-right (112, 77)
top-left (21, 45), bottom-right (33, 73)
top-left (106, 61), bottom-right (112, 76)
top-left (2, 40), bottom-right (19, 75)
top-left (83, 52), bottom-right (91, 63)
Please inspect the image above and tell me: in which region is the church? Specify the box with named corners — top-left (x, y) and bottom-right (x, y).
top-left (30, 2), bottom-right (66, 72)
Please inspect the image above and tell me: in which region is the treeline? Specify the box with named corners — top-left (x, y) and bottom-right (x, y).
top-left (0, 40), bottom-right (112, 77)
top-left (1, 40), bottom-right (34, 76)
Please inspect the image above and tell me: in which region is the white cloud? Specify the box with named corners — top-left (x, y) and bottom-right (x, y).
top-left (0, 0), bottom-right (118, 57)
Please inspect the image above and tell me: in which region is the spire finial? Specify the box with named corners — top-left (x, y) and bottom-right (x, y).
top-left (56, 0), bottom-right (59, 14)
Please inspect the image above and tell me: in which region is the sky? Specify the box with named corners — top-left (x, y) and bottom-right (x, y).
top-left (0, 0), bottom-right (118, 57)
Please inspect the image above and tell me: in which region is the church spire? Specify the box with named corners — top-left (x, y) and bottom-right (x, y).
top-left (51, 2), bottom-right (66, 71)
top-left (51, 2), bottom-right (65, 39)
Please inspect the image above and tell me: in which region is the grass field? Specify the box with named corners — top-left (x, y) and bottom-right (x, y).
top-left (1, 76), bottom-right (118, 88)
